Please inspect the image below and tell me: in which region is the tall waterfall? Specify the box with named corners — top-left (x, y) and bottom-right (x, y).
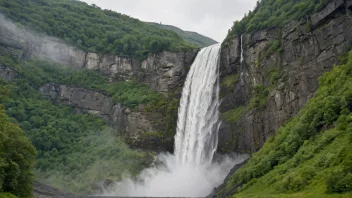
top-left (104, 43), bottom-right (249, 197)
top-left (175, 43), bottom-right (221, 166)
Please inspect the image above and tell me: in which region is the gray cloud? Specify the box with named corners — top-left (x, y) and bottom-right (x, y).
top-left (80, 0), bottom-right (257, 42)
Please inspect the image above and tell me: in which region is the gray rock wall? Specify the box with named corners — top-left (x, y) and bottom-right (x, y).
top-left (38, 83), bottom-right (172, 151)
top-left (218, 0), bottom-right (352, 153)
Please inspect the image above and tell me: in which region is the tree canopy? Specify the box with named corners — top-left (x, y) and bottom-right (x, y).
top-left (225, 0), bottom-right (331, 42)
top-left (0, 104), bottom-right (36, 197)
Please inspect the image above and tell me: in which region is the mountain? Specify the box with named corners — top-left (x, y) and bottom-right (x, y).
top-left (149, 22), bottom-right (218, 47)
top-left (0, 0), bottom-right (197, 59)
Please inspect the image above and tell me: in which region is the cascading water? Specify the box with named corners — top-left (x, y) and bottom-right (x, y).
top-left (240, 34), bottom-right (244, 63)
top-left (103, 44), bottom-right (249, 197)
top-left (175, 43), bottom-right (221, 166)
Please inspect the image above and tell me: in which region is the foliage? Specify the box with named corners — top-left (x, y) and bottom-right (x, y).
top-left (221, 84), bottom-right (269, 124)
top-left (0, 0), bottom-right (196, 59)
top-left (221, 106), bottom-right (247, 123)
top-left (35, 128), bottom-right (150, 194)
top-left (221, 74), bottom-right (239, 90)
top-left (149, 22), bottom-right (217, 47)
top-left (249, 84), bottom-right (269, 109)
top-left (225, 0), bottom-right (331, 42)
top-left (0, 56), bottom-right (166, 108)
top-left (0, 105), bottom-right (36, 197)
top-left (269, 69), bottom-right (280, 85)
top-left (0, 193), bottom-right (17, 198)
top-left (265, 40), bottom-right (283, 57)
top-left (220, 51), bottom-right (352, 197)
top-left (0, 59), bottom-right (150, 194)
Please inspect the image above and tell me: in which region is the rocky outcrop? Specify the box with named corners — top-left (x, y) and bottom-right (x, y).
top-left (218, 0), bottom-right (352, 153)
top-left (0, 62), bottom-right (17, 82)
top-left (0, 14), bottom-right (197, 94)
top-left (39, 83), bottom-right (172, 151)
top-left (141, 50), bottom-right (198, 94)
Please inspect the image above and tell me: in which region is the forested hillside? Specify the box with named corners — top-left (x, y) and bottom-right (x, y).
top-left (0, 0), bottom-right (197, 59)
top-left (149, 22), bottom-right (218, 47)
top-left (0, 55), bottom-right (160, 194)
top-left (225, 0), bottom-right (331, 42)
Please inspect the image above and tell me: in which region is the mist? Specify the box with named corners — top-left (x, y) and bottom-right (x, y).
top-left (102, 153), bottom-right (249, 197)
top-left (0, 13), bottom-right (85, 67)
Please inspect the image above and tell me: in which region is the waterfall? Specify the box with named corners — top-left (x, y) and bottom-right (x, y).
top-left (104, 43), bottom-right (249, 197)
top-left (240, 34), bottom-right (244, 63)
top-left (175, 43), bottom-right (221, 166)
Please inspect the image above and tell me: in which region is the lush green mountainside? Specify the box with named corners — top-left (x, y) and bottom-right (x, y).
top-left (149, 22), bottom-right (217, 47)
top-left (217, 51), bottom-right (352, 197)
top-left (0, 0), bottom-right (197, 59)
top-left (0, 55), bottom-right (163, 194)
top-left (225, 0), bottom-right (330, 42)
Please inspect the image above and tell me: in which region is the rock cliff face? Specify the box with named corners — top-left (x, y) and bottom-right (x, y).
top-left (218, 0), bottom-right (352, 153)
top-left (0, 14), bottom-right (197, 94)
top-left (39, 83), bottom-right (172, 151)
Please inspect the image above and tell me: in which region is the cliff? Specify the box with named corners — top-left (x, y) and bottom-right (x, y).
top-left (39, 83), bottom-right (172, 151)
top-left (218, 0), bottom-right (352, 153)
top-left (0, 14), bottom-right (198, 94)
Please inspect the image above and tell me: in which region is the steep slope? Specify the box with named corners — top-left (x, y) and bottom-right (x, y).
top-left (218, 0), bottom-right (352, 153)
top-left (149, 22), bottom-right (218, 47)
top-left (215, 50), bottom-right (352, 198)
top-left (0, 0), bottom-right (197, 59)
top-left (213, 0), bottom-right (352, 197)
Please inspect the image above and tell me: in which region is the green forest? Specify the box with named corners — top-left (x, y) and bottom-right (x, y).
top-left (225, 0), bottom-right (331, 42)
top-left (0, 0), bottom-right (197, 59)
top-left (0, 105), bottom-right (36, 198)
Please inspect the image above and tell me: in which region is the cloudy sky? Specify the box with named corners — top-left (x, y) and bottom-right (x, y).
top-left (80, 0), bottom-right (257, 42)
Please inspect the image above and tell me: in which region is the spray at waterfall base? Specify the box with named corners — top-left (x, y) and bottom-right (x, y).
top-left (103, 44), bottom-right (249, 197)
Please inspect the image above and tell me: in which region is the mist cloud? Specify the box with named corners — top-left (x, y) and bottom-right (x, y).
top-left (102, 153), bottom-right (249, 197)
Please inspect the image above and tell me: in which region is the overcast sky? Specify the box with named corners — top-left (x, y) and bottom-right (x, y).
top-left (80, 0), bottom-right (257, 42)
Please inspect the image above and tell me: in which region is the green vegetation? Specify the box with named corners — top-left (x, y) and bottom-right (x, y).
top-left (219, 51), bottom-right (352, 197)
top-left (149, 22), bottom-right (217, 47)
top-left (0, 193), bottom-right (18, 198)
top-left (1, 56), bottom-right (165, 108)
top-left (0, 56), bottom-right (152, 194)
top-left (2, 53), bottom-right (180, 138)
top-left (222, 84), bottom-right (269, 124)
top-left (221, 106), bottom-right (247, 124)
top-left (0, 0), bottom-right (197, 59)
top-left (225, 0), bottom-right (331, 42)
top-left (222, 74), bottom-right (239, 90)
top-left (35, 128), bottom-right (150, 193)
top-left (0, 105), bottom-right (36, 197)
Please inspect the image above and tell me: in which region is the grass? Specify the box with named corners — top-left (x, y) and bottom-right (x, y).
top-left (222, 74), bottom-right (239, 90)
